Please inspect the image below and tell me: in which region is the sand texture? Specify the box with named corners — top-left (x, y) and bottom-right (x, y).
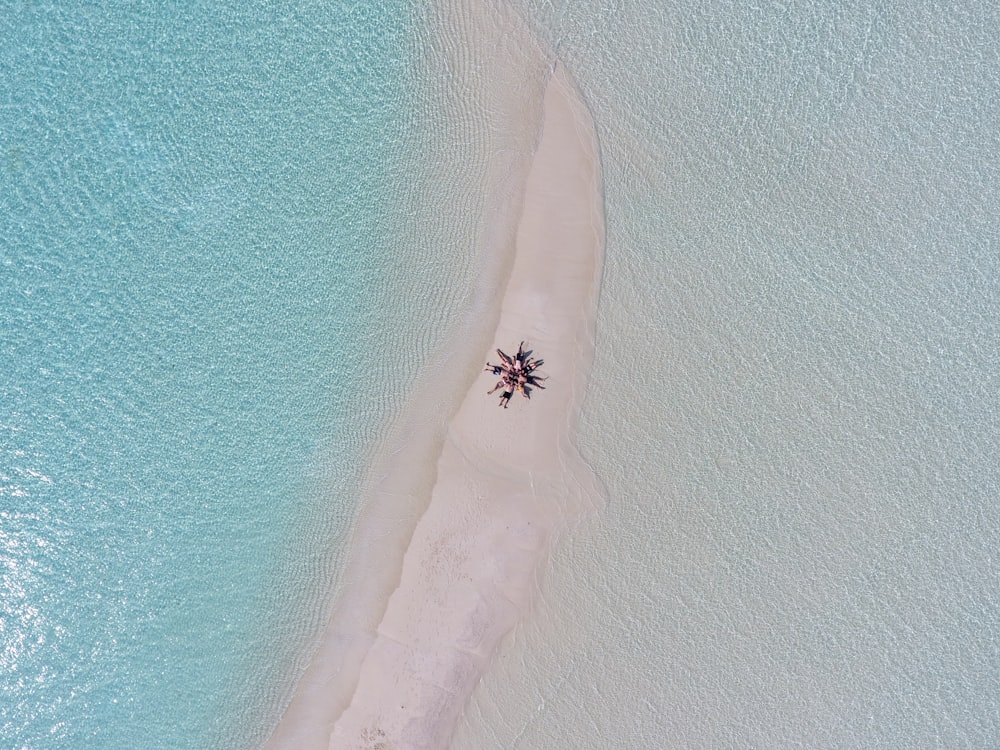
top-left (264, 23), bottom-right (605, 749)
top-left (329, 63), bottom-right (603, 750)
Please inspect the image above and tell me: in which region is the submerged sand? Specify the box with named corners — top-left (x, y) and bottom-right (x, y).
top-left (264, 18), bottom-right (605, 750)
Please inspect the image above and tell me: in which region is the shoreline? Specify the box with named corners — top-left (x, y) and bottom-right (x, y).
top-left (264, 10), bottom-right (605, 750)
top-left (331, 62), bottom-right (603, 749)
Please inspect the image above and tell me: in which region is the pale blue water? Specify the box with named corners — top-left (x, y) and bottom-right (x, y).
top-left (1, 2), bottom-right (417, 748)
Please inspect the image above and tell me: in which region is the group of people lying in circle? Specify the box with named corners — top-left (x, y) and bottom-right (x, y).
top-left (485, 341), bottom-right (546, 408)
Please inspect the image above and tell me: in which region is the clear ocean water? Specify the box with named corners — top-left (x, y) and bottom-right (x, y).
top-left (1, 2), bottom-right (437, 748)
top-left (3, 1), bottom-right (998, 749)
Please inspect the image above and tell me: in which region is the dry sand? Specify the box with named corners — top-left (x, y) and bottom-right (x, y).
top-left (264, 29), bottom-right (605, 750)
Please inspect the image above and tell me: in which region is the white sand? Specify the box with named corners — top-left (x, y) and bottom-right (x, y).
top-left (264, 12), bottom-right (605, 750)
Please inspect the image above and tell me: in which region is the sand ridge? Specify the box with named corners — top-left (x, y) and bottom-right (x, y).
top-left (323, 62), bottom-right (605, 750)
top-left (262, 7), bottom-right (605, 745)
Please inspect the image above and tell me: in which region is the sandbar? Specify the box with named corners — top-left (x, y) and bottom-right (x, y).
top-left (264, 25), bottom-right (605, 750)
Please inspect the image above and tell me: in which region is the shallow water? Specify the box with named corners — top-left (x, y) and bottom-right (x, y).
top-left (1, 2), bottom-right (434, 747)
top-left (451, 1), bottom-right (999, 748)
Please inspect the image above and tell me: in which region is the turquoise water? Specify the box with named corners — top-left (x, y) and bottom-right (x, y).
top-left (1, 2), bottom-right (419, 748)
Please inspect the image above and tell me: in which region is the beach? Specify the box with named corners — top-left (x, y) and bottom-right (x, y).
top-left (6, 1), bottom-right (997, 748)
top-left (264, 12), bottom-right (605, 750)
